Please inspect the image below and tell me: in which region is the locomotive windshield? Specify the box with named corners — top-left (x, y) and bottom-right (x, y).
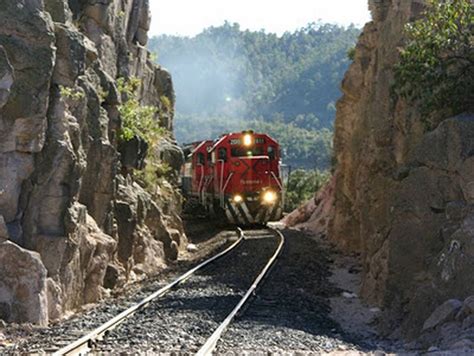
top-left (231, 146), bottom-right (265, 157)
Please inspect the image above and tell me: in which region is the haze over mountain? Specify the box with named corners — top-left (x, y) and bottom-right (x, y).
top-left (149, 22), bottom-right (360, 169)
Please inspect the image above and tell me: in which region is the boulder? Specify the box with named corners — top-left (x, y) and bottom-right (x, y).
top-left (118, 135), bottom-right (148, 171)
top-left (159, 140), bottom-right (184, 173)
top-left (82, 217), bottom-right (117, 303)
top-left (154, 68), bottom-right (174, 105)
top-left (423, 299), bottom-right (463, 331)
top-left (0, 241), bottom-right (48, 326)
top-left (283, 176), bottom-right (335, 236)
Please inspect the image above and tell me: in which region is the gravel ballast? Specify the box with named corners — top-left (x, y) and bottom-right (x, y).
top-left (0, 226), bottom-right (406, 354)
top-left (94, 230), bottom-right (280, 353)
top-left (215, 228), bottom-right (398, 354)
top-left (0, 226), bottom-right (237, 354)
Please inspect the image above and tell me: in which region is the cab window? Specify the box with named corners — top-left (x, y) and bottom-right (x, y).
top-left (268, 146), bottom-right (276, 160)
top-left (196, 152), bottom-right (205, 165)
top-left (231, 146), bottom-right (264, 157)
top-left (218, 148), bottom-right (227, 162)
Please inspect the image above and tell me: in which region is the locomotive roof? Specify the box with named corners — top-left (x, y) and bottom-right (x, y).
top-left (210, 131), bottom-right (278, 152)
top-left (191, 139), bottom-right (213, 154)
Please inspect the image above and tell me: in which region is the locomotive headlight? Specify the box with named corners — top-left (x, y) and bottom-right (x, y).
top-left (263, 191), bottom-right (277, 204)
top-left (233, 194), bottom-right (243, 203)
top-left (243, 134), bottom-right (253, 146)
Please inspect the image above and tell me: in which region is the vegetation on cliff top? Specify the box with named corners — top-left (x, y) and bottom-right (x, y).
top-left (394, 0), bottom-right (473, 121)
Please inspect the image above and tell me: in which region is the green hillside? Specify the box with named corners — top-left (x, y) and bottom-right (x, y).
top-left (148, 22), bottom-right (360, 169)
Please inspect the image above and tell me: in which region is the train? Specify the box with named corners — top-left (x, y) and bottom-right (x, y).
top-left (181, 130), bottom-right (284, 225)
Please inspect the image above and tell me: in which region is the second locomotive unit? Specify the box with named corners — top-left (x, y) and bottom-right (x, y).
top-left (182, 130), bottom-right (283, 225)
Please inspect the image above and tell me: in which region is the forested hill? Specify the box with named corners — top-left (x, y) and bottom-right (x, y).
top-left (148, 22), bottom-right (360, 169)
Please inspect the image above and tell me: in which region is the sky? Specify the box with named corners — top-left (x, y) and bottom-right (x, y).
top-left (149, 0), bottom-right (372, 37)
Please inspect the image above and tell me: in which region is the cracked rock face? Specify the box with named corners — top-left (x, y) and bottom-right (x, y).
top-left (330, 0), bottom-right (474, 337)
top-left (0, 0), bottom-right (185, 325)
top-left (0, 241), bottom-right (48, 326)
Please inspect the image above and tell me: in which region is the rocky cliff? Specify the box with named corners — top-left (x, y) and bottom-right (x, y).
top-left (0, 0), bottom-right (185, 326)
top-left (330, 0), bottom-right (474, 339)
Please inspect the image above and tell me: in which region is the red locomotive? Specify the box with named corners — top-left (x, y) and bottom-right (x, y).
top-left (182, 130), bottom-right (284, 225)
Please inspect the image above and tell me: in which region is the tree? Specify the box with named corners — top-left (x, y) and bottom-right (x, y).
top-left (285, 169), bottom-right (331, 211)
top-left (148, 22), bottom-right (360, 126)
top-left (394, 0), bottom-right (474, 117)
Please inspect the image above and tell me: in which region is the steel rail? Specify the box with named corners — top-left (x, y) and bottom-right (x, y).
top-left (53, 228), bottom-right (245, 356)
top-left (196, 227), bottom-right (285, 356)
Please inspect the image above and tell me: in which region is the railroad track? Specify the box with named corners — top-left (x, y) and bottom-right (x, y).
top-left (53, 227), bottom-right (284, 355)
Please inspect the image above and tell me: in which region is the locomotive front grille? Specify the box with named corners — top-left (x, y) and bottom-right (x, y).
top-left (224, 192), bottom-right (282, 225)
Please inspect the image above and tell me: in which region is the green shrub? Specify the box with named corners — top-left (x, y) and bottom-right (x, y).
top-left (98, 87), bottom-right (109, 103)
top-left (59, 85), bottom-right (85, 101)
top-left (117, 77), bottom-right (172, 192)
top-left (134, 156), bottom-right (172, 192)
top-left (285, 169), bottom-right (331, 212)
top-left (347, 46), bottom-right (356, 61)
top-left (394, 0), bottom-right (474, 118)
top-left (160, 95), bottom-right (172, 111)
top-left (117, 77), bottom-right (165, 144)
top-left (149, 52), bottom-right (158, 62)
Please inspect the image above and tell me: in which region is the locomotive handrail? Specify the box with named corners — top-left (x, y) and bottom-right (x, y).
top-left (270, 171), bottom-right (285, 208)
top-left (197, 163), bottom-right (205, 204)
top-left (221, 172), bottom-right (234, 207)
top-left (218, 159), bottom-right (225, 190)
top-left (221, 173), bottom-right (234, 193)
top-left (203, 176), bottom-right (213, 202)
top-left (218, 159), bottom-right (225, 206)
top-left (204, 175), bottom-right (213, 190)
top-left (270, 171), bottom-right (283, 190)
top-left (201, 176), bottom-right (213, 205)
